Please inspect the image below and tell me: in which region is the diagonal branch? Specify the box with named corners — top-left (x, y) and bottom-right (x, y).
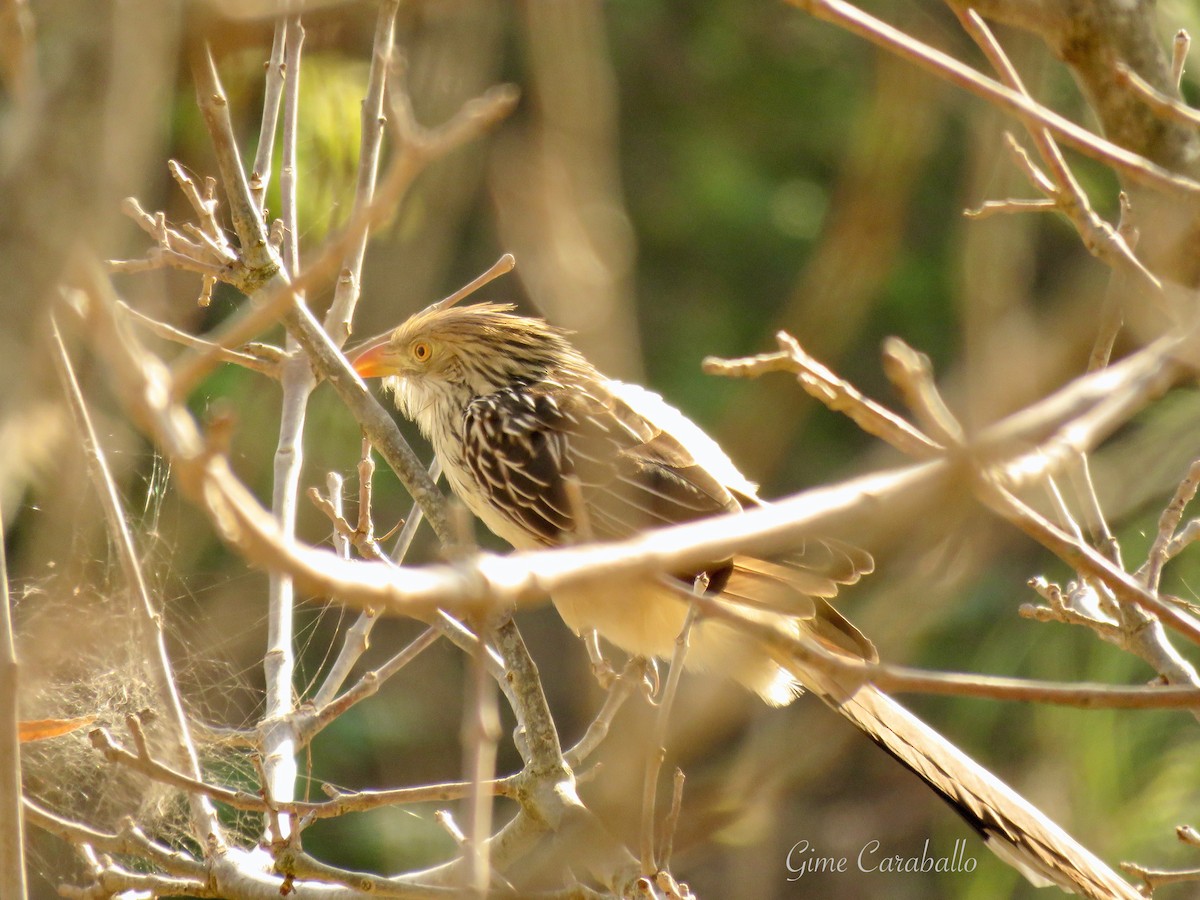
top-left (189, 42), bottom-right (278, 284)
top-left (955, 9), bottom-right (1162, 295)
top-left (786, 0), bottom-right (1200, 202)
top-left (49, 317), bottom-right (225, 849)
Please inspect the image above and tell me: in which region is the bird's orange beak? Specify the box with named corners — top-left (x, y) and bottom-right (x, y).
top-left (350, 339), bottom-right (394, 379)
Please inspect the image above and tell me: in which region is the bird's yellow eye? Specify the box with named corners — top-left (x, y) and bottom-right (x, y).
top-left (412, 341), bottom-right (432, 363)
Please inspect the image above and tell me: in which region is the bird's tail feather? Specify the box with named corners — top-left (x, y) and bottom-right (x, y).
top-left (814, 681), bottom-right (1139, 898)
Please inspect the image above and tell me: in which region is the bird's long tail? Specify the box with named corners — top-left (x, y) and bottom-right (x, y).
top-left (726, 553), bottom-right (1137, 895)
top-left (819, 682), bottom-right (1139, 898)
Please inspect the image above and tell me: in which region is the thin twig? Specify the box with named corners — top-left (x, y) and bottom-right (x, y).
top-left (189, 42), bottom-right (277, 282)
top-left (465, 620), bottom-right (501, 895)
top-left (117, 301), bottom-right (283, 378)
top-left (880, 336), bottom-right (965, 447)
top-left (309, 447), bottom-right (384, 709)
top-left (564, 659), bottom-right (644, 769)
top-left (1174, 30), bottom-right (1191, 91)
top-left (301, 626), bottom-right (442, 744)
top-left (109, 246), bottom-right (231, 282)
top-left (0, 481), bottom-right (25, 900)
top-left (1116, 61), bottom-right (1200, 131)
top-left (1021, 466), bottom-right (1200, 699)
top-left (50, 319), bottom-right (225, 849)
top-left (641, 598), bottom-right (698, 873)
top-left (868, 665), bottom-right (1200, 708)
top-left (279, 15), bottom-right (304, 279)
top-left (963, 198), bottom-right (1058, 218)
top-left (169, 161), bottom-right (227, 252)
top-left (261, 11), bottom-right (307, 836)
top-left (956, 10), bottom-right (1161, 295)
top-left (1022, 577), bottom-right (1121, 642)
top-left (704, 331), bottom-right (941, 458)
top-left (1165, 519), bottom-right (1200, 562)
top-left (1087, 192), bottom-right (1138, 372)
top-left (1067, 451), bottom-right (1122, 566)
top-left (327, 470), bottom-right (350, 559)
top-left (392, 458), bottom-right (442, 561)
top-left (1141, 459), bottom-right (1200, 592)
top-left (658, 768), bottom-right (685, 874)
top-left (322, 0), bottom-right (401, 347)
top-left (647, 586), bottom-right (1200, 710)
top-left (981, 480), bottom-right (1200, 655)
top-left (305, 457), bottom-right (440, 710)
top-left (250, 22), bottom-right (287, 213)
top-left (1121, 860), bottom-right (1200, 892)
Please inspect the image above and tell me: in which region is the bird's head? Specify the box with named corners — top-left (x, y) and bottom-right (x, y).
top-left (351, 302), bottom-right (591, 426)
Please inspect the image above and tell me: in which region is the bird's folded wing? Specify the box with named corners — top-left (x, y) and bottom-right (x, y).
top-left (463, 380), bottom-right (876, 603)
top-left (462, 382), bottom-right (740, 544)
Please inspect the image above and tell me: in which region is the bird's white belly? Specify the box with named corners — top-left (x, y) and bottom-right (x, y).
top-left (554, 576), bottom-right (799, 706)
top-left (553, 578), bottom-right (687, 660)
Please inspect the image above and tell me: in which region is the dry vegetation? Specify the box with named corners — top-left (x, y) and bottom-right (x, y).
top-left (6, 0), bottom-right (1200, 897)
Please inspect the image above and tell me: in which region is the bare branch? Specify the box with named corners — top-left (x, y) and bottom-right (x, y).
top-left (705, 331), bottom-right (942, 458)
top-left (24, 798), bottom-right (206, 880)
top-left (564, 659), bottom-right (645, 769)
top-left (250, 22), bottom-right (287, 213)
top-left (1141, 458), bottom-right (1200, 591)
top-left (300, 626), bottom-right (441, 745)
top-left (50, 318), bottom-right (225, 848)
top-left (954, 9), bottom-right (1162, 295)
top-left (642, 599), bottom-right (698, 873)
top-left (90, 722), bottom-right (513, 824)
top-left (881, 337), bottom-right (965, 447)
top-left (260, 11), bottom-right (306, 838)
top-left (981, 480), bottom-right (1200, 657)
top-left (1122, 860), bottom-right (1200, 892)
top-left (963, 197), bottom-right (1058, 218)
top-left (322, 0), bottom-right (401, 347)
top-left (658, 768), bottom-right (686, 874)
top-left (786, 0), bottom-right (1200, 203)
top-left (1087, 192), bottom-right (1140, 373)
top-left (117, 300), bottom-right (282, 378)
top-left (1116, 61), bottom-right (1200, 131)
top-left (465, 619), bottom-right (502, 893)
top-left (1174, 30), bottom-right (1191, 91)
top-left (189, 43), bottom-right (277, 283)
